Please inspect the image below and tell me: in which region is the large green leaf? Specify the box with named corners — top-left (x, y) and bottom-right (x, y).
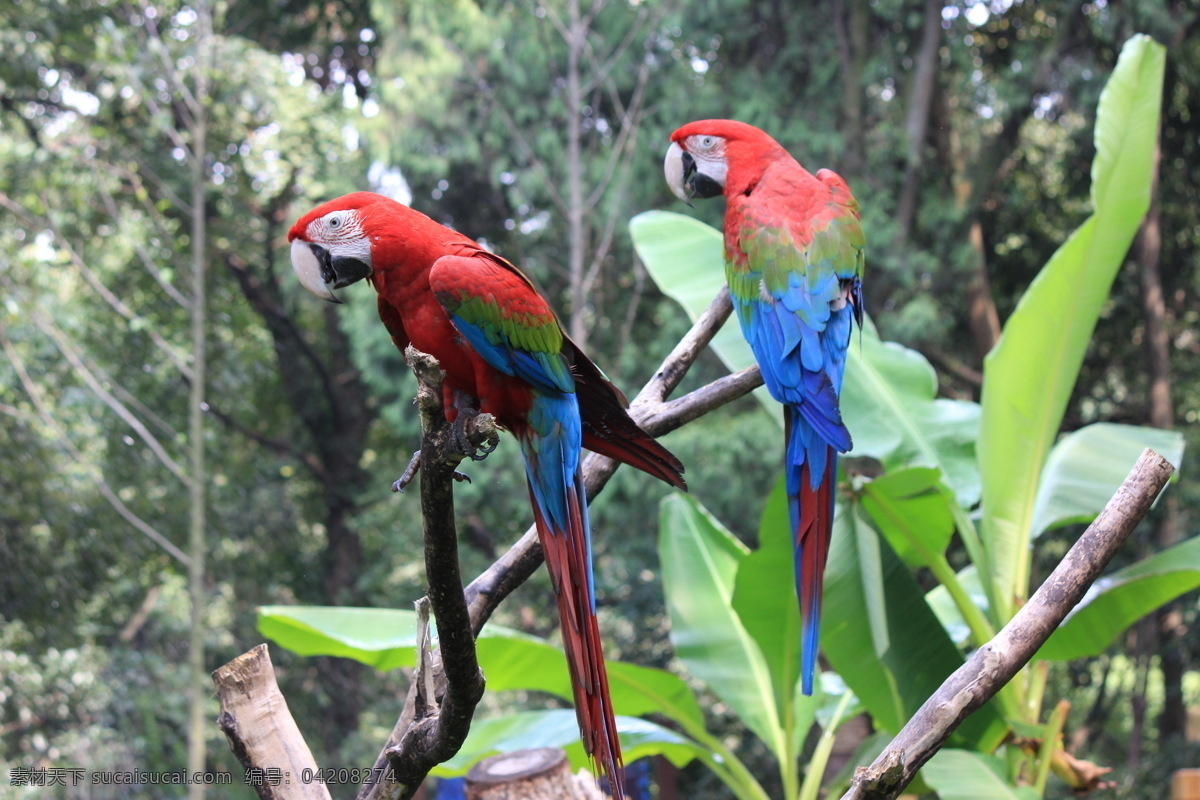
top-left (478, 637), bottom-right (708, 732)
top-left (820, 502), bottom-right (1007, 750)
top-left (731, 477), bottom-right (800, 718)
top-left (658, 493), bottom-right (784, 756)
top-left (859, 467), bottom-right (954, 570)
top-left (923, 749), bottom-right (1041, 800)
top-left (427, 710), bottom-right (704, 778)
top-left (258, 606), bottom-right (705, 730)
top-left (630, 211), bottom-right (982, 505)
top-left (1036, 535), bottom-right (1200, 662)
top-left (978, 35), bottom-right (1166, 619)
top-left (629, 210), bottom-right (771, 414)
top-left (840, 328), bottom-right (981, 506)
top-left (1031, 422), bottom-right (1184, 538)
top-left (926, 565), bottom-right (989, 648)
top-left (731, 476), bottom-right (820, 756)
top-left (258, 605), bottom-right (424, 671)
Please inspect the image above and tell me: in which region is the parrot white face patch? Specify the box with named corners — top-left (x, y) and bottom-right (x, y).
top-left (290, 238), bottom-right (339, 302)
top-left (316, 211), bottom-right (372, 264)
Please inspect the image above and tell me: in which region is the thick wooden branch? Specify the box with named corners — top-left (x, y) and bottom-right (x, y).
top-left (380, 347), bottom-right (492, 799)
top-left (212, 645), bottom-right (331, 800)
top-left (840, 449), bottom-right (1175, 800)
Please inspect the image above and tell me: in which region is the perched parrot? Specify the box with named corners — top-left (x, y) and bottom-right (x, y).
top-left (288, 192), bottom-right (685, 798)
top-left (663, 120), bottom-right (864, 695)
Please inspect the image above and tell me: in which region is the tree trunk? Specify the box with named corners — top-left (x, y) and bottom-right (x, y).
top-left (566, 0), bottom-right (589, 349)
top-left (895, 0), bottom-right (941, 239)
top-left (1135, 131), bottom-right (1186, 742)
top-left (963, 218), bottom-right (1001, 358)
top-left (835, 0), bottom-right (870, 177)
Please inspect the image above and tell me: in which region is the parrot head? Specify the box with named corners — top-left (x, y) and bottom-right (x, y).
top-left (663, 119), bottom-right (789, 205)
top-left (287, 192), bottom-right (381, 303)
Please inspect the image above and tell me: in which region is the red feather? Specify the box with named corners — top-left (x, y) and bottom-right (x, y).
top-left (788, 414), bottom-right (838, 696)
top-left (531, 484), bottom-right (624, 796)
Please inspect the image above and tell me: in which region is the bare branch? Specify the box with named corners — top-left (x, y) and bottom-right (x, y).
top-left (37, 199), bottom-right (194, 378)
top-left (633, 286), bottom-right (733, 405)
top-left (0, 401), bottom-right (39, 424)
top-left (90, 160), bottom-right (193, 309)
top-left (374, 348), bottom-right (491, 800)
top-left (138, 0), bottom-right (202, 120)
top-left (0, 323), bottom-right (188, 565)
top-left (449, 41), bottom-right (567, 215)
top-left (31, 309), bottom-right (189, 484)
top-left (526, 0), bottom-right (571, 42)
top-left (205, 404), bottom-right (328, 483)
top-left (840, 449), bottom-right (1176, 800)
top-left (0, 94), bottom-right (44, 146)
top-left (578, 5), bottom-right (649, 97)
top-left (634, 366), bottom-right (761, 434)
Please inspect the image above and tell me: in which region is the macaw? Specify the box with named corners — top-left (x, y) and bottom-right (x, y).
top-left (288, 192), bottom-right (685, 798)
top-left (663, 121), bottom-right (864, 696)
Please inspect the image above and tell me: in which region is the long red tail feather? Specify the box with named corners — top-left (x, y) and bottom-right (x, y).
top-left (530, 481), bottom-right (624, 799)
top-left (796, 449), bottom-right (837, 696)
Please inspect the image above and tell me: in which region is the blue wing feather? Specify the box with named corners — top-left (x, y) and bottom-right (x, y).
top-left (447, 316), bottom-right (574, 395)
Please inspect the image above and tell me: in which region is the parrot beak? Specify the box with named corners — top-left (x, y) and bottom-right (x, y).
top-left (663, 142), bottom-right (695, 207)
top-left (290, 239), bottom-right (372, 304)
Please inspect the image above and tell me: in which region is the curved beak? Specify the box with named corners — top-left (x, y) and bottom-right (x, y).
top-left (663, 141), bottom-right (695, 207)
top-left (290, 239), bottom-right (372, 304)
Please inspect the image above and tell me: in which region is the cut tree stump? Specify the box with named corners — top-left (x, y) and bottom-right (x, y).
top-left (1174, 769), bottom-right (1200, 800)
top-left (213, 644), bottom-right (332, 800)
top-left (464, 748), bottom-right (604, 800)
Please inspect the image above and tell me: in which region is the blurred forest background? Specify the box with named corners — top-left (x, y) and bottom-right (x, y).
top-left (1, 0), bottom-right (1198, 798)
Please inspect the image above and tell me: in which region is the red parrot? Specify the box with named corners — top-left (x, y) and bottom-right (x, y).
top-left (288, 192), bottom-right (685, 796)
top-left (663, 121), bottom-right (864, 695)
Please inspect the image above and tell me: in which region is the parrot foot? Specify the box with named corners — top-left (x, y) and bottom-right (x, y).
top-left (452, 408), bottom-right (500, 462)
top-left (392, 450), bottom-right (423, 492)
top-left (391, 450), bottom-right (476, 493)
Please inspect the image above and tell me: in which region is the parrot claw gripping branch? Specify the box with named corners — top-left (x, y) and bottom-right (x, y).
top-left (390, 405), bottom-right (499, 493)
top-left (288, 192), bottom-right (687, 800)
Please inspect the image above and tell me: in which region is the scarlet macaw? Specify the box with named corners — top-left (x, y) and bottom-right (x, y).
top-left (663, 120), bottom-right (864, 695)
top-left (289, 192), bottom-right (685, 797)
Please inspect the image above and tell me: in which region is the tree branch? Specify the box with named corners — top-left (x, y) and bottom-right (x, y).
top-left (0, 323), bottom-right (189, 565)
top-left (377, 347), bottom-right (493, 800)
top-left (36, 198), bottom-right (194, 378)
top-left (30, 308), bottom-right (190, 484)
top-left (840, 448), bottom-right (1175, 800)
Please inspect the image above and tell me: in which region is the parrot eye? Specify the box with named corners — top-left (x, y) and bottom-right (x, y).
top-left (699, 136), bottom-right (717, 149)
top-left (327, 214), bottom-right (343, 229)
